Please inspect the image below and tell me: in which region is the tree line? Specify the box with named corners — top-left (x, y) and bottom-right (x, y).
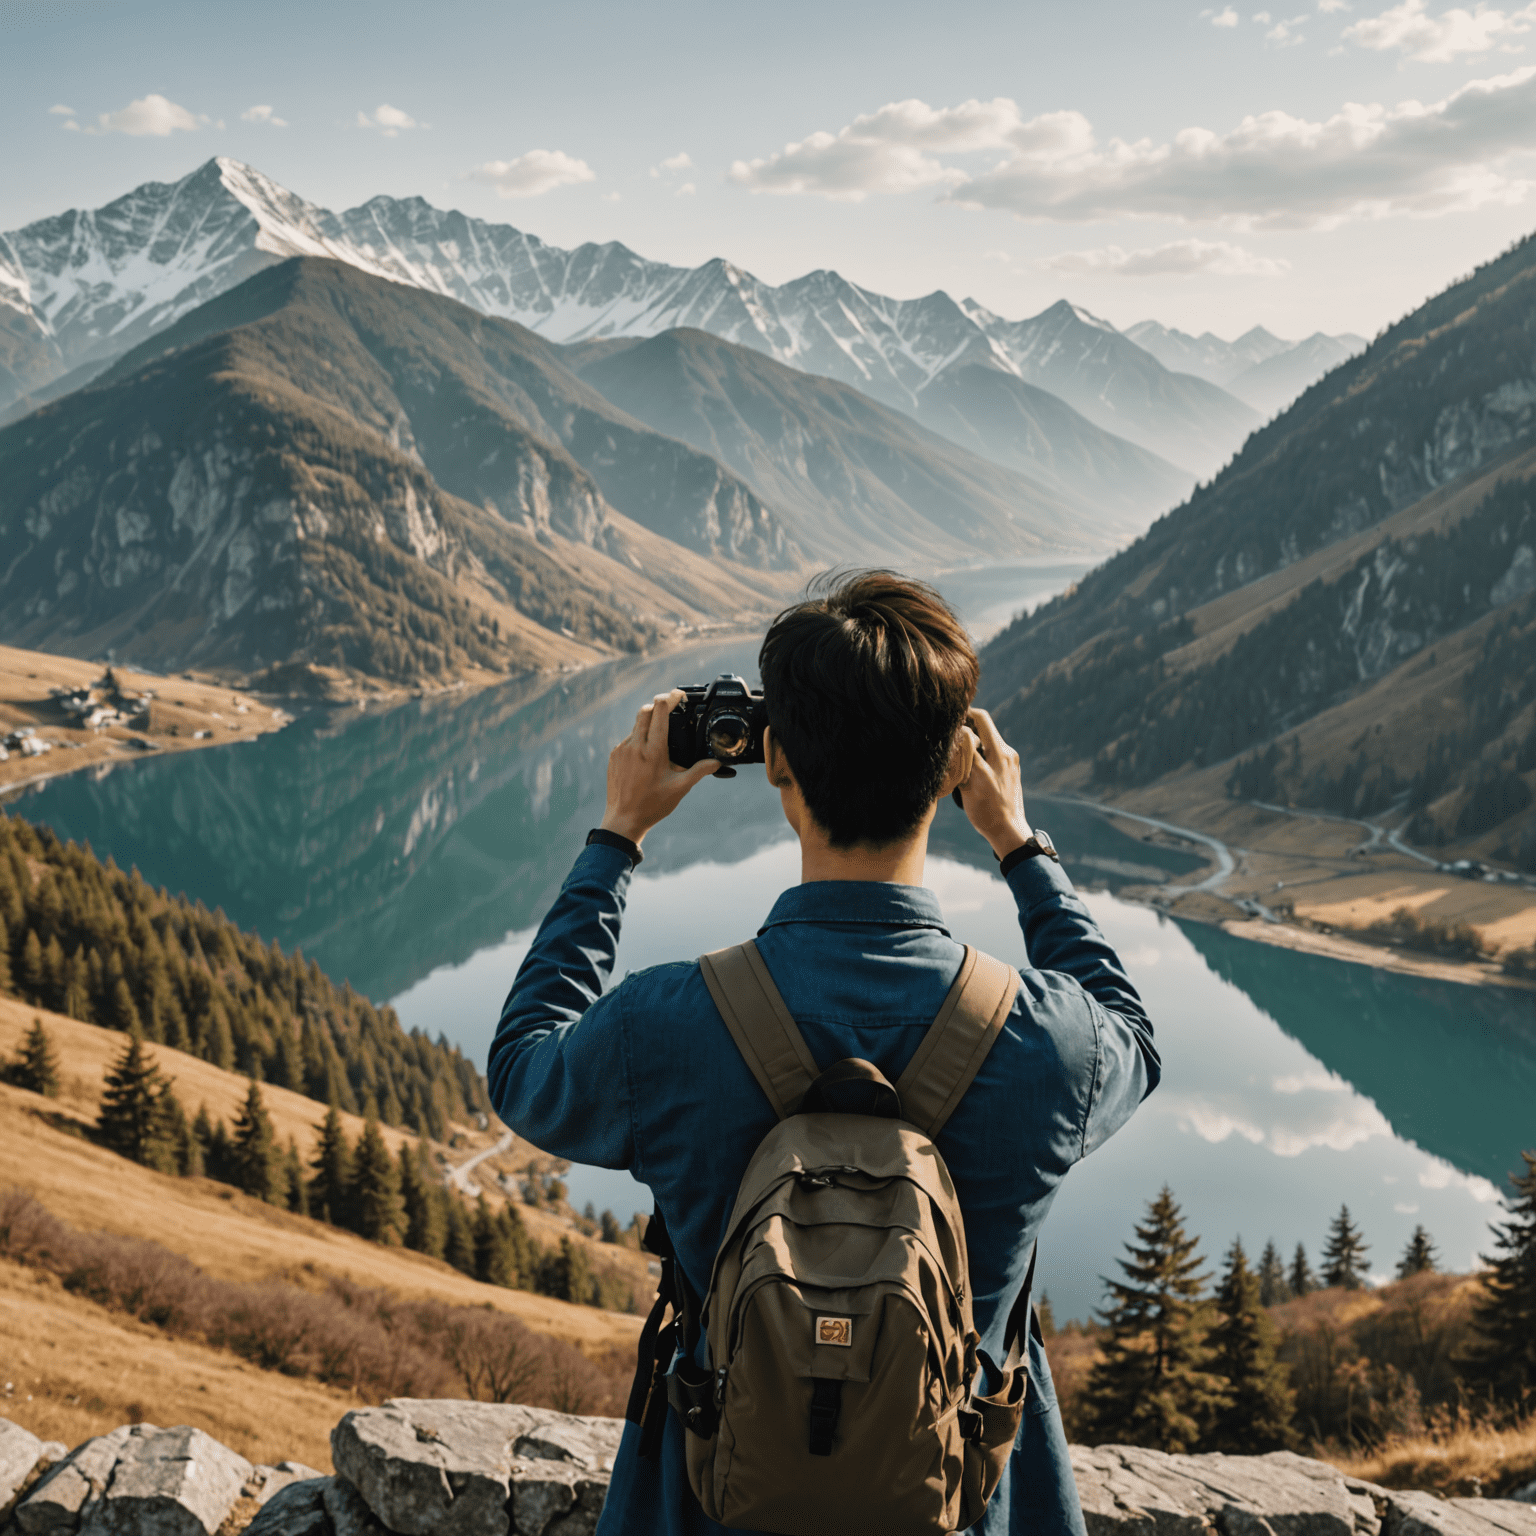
top-left (5, 1015), bottom-right (640, 1314)
top-left (0, 811), bottom-right (487, 1137)
top-left (1076, 1175), bottom-right (1536, 1454)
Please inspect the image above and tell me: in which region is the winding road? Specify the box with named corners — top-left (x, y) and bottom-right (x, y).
top-left (445, 1128), bottom-right (514, 1197)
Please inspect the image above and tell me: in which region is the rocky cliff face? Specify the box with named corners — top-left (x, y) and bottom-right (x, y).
top-left (3, 1405), bottom-right (1533, 1536)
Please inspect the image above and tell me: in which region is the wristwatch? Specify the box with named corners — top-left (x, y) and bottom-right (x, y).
top-left (999, 829), bottom-right (1059, 876)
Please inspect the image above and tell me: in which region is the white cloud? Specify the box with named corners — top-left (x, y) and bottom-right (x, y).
top-left (1394, 1201), bottom-right (1421, 1212)
top-left (241, 104), bottom-right (287, 127)
top-left (1273, 1067), bottom-right (1351, 1093)
top-left (65, 94), bottom-right (205, 137)
top-left (1267, 13), bottom-right (1311, 42)
top-left (466, 149), bottom-right (596, 198)
top-left (1253, 9), bottom-right (1274, 20)
top-left (47, 103), bottom-right (75, 116)
top-left (357, 103), bottom-right (425, 137)
top-left (1345, 0), bottom-right (1536, 59)
top-left (729, 98), bottom-right (1045, 200)
top-left (675, 181), bottom-right (696, 196)
top-left (1212, 5), bottom-right (1241, 22)
top-left (1043, 238), bottom-right (1290, 275)
top-left (654, 151), bottom-right (693, 176)
top-left (731, 74), bottom-right (1536, 229)
top-left (1318, 0), bottom-right (1352, 10)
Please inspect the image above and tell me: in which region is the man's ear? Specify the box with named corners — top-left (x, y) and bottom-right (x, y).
top-left (938, 725), bottom-right (977, 798)
top-left (763, 726), bottom-right (795, 790)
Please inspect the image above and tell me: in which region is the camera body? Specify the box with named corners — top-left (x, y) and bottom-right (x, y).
top-left (667, 674), bottom-right (767, 777)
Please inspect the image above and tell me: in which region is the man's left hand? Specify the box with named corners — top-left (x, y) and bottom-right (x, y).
top-left (599, 689), bottom-right (720, 846)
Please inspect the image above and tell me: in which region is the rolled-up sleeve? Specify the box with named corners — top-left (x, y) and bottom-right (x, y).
top-left (487, 843), bottom-right (636, 1168)
top-left (1005, 856), bottom-right (1160, 1159)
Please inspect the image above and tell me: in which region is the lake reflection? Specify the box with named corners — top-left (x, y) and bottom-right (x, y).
top-left (12, 644), bottom-right (1530, 1321)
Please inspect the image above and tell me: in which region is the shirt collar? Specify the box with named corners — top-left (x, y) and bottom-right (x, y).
top-left (759, 880), bottom-right (951, 935)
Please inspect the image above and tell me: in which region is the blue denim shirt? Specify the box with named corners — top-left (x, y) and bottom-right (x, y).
top-left (489, 844), bottom-right (1158, 1535)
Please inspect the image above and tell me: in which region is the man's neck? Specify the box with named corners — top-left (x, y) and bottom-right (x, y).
top-left (797, 826), bottom-right (930, 886)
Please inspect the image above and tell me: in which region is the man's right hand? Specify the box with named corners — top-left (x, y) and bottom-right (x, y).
top-left (953, 708), bottom-right (1034, 860)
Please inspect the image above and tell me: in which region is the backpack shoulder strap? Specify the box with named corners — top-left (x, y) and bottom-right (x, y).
top-left (699, 941), bottom-right (820, 1121)
top-left (895, 945), bottom-right (1020, 1138)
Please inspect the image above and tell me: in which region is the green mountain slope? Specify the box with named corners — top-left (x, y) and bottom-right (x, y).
top-left (0, 259), bottom-right (789, 683)
top-left (978, 229), bottom-right (1536, 864)
top-left (565, 329), bottom-right (1115, 564)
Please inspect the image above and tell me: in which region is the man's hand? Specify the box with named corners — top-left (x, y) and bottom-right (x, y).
top-left (953, 708), bottom-right (1033, 860)
top-left (600, 689), bottom-right (720, 846)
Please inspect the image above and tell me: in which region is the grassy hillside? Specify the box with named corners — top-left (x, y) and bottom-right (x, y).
top-left (0, 993), bottom-right (651, 1463)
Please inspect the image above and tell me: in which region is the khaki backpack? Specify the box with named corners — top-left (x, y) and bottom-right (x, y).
top-left (656, 939), bottom-right (1033, 1536)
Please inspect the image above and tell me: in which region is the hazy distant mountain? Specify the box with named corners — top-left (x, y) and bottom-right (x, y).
top-left (909, 363), bottom-right (1194, 528)
top-left (567, 329), bottom-right (1120, 562)
top-left (980, 229), bottom-right (1536, 865)
top-left (0, 258), bottom-right (792, 683)
top-left (962, 300), bottom-right (1259, 478)
top-left (1126, 320), bottom-right (1366, 419)
top-left (0, 156), bottom-right (1253, 496)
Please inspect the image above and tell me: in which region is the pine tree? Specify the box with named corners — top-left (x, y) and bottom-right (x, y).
top-left (445, 1197), bottom-right (476, 1274)
top-left (539, 1236), bottom-right (594, 1305)
top-left (229, 1079), bottom-right (281, 1203)
top-left (1289, 1243), bottom-right (1316, 1297)
top-left (1397, 1226), bottom-right (1438, 1279)
top-left (474, 1195), bottom-right (513, 1286)
top-left (1257, 1240), bottom-right (1292, 1306)
top-left (0, 914), bottom-right (11, 993)
top-left (1205, 1239), bottom-right (1297, 1452)
top-left (309, 1106), bottom-right (353, 1225)
top-left (1078, 1188), bottom-right (1224, 1452)
top-left (18, 930), bottom-right (44, 1001)
top-left (1465, 1151), bottom-right (1536, 1403)
top-left (349, 1114), bottom-right (403, 1243)
top-left (97, 1033), bottom-right (169, 1164)
top-left (400, 1142), bottom-right (446, 1259)
top-left (600, 1209), bottom-right (622, 1245)
top-left (283, 1140), bottom-right (309, 1216)
top-left (10, 1017), bottom-right (60, 1097)
top-left (1321, 1206), bottom-right (1370, 1289)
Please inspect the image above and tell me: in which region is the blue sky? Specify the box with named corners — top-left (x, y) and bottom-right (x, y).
top-left (3, 0), bottom-right (1535, 339)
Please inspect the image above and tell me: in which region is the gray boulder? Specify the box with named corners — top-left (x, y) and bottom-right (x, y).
top-left (1382, 1491), bottom-right (1536, 1536)
top-left (323, 1477), bottom-right (391, 1536)
top-left (1508, 1483), bottom-right (1536, 1506)
top-left (331, 1400), bottom-right (622, 1536)
top-left (16, 1426), bottom-right (141, 1535)
top-left (1, 1419), bottom-right (46, 1516)
top-left (242, 1478), bottom-right (332, 1536)
top-left (1071, 1446), bottom-right (1368, 1536)
top-left (79, 1424), bottom-right (253, 1536)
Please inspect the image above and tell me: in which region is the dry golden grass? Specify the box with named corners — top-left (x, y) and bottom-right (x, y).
top-left (1330, 1413), bottom-right (1536, 1497)
top-left (0, 1254), bottom-right (352, 1470)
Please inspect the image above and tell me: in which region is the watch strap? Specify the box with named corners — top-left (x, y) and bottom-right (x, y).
top-left (586, 827), bottom-right (643, 867)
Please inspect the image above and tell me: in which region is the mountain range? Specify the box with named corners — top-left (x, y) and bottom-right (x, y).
top-left (1126, 321), bottom-right (1366, 419)
top-left (0, 253), bottom-right (1121, 683)
top-left (979, 226), bottom-right (1536, 869)
top-left (0, 156), bottom-right (1353, 498)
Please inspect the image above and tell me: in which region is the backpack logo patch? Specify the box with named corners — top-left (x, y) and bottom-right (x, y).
top-left (816, 1316), bottom-right (852, 1347)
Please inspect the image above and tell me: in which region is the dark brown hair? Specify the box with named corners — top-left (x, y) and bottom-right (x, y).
top-left (758, 570), bottom-right (979, 847)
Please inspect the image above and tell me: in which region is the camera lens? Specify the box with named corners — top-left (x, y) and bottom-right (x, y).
top-left (706, 711), bottom-right (750, 760)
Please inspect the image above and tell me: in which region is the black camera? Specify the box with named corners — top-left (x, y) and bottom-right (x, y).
top-left (667, 674), bottom-right (768, 778)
